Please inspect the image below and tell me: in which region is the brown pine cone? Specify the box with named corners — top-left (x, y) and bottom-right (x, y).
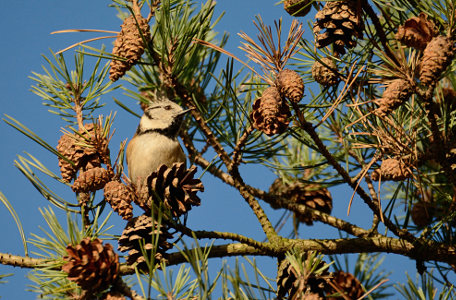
top-left (374, 79), bottom-right (412, 117)
top-left (327, 271), bottom-right (363, 300)
top-left (313, 0), bottom-right (364, 56)
top-left (311, 57), bottom-right (338, 86)
top-left (62, 238), bottom-right (119, 292)
top-left (144, 163), bottom-right (203, 218)
top-left (371, 158), bottom-right (411, 181)
top-left (118, 214), bottom-right (173, 269)
top-left (284, 0), bottom-right (312, 17)
top-left (411, 201), bottom-right (434, 227)
top-left (277, 252), bottom-right (330, 299)
top-left (250, 87), bottom-right (291, 136)
top-left (104, 181), bottom-right (133, 220)
top-left (395, 13), bottom-right (437, 50)
top-left (72, 167), bottom-right (112, 193)
top-left (275, 69), bottom-right (304, 103)
top-left (420, 36), bottom-right (455, 85)
top-left (110, 14), bottom-right (151, 81)
top-left (269, 179), bottom-right (332, 226)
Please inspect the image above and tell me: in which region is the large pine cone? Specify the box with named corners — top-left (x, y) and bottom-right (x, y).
top-left (72, 167), bottom-right (112, 193)
top-left (110, 14), bottom-right (151, 81)
top-left (269, 179), bottom-right (332, 225)
top-left (138, 163), bottom-right (204, 218)
top-left (251, 87), bottom-right (291, 136)
top-left (118, 214), bottom-right (173, 269)
top-left (395, 13), bottom-right (437, 50)
top-left (420, 36), bottom-right (455, 85)
top-left (104, 181), bottom-right (134, 220)
top-left (313, 0), bottom-right (364, 56)
top-left (275, 69), bottom-right (304, 103)
top-left (374, 79), bottom-right (412, 117)
top-left (277, 252), bottom-right (330, 299)
top-left (327, 271), bottom-right (363, 300)
top-left (62, 238), bottom-right (119, 292)
top-left (371, 158), bottom-right (411, 181)
top-left (311, 57), bottom-right (338, 86)
top-left (284, 0), bottom-right (312, 17)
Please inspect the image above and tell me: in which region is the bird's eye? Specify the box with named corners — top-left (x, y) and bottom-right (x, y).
top-left (164, 105), bottom-right (172, 110)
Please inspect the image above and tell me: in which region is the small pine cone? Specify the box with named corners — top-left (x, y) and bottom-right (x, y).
top-left (395, 13), bottom-right (437, 50)
top-left (104, 181), bottom-right (133, 220)
top-left (311, 57), bottom-right (338, 86)
top-left (110, 15), bottom-right (151, 81)
top-left (371, 158), bottom-right (411, 181)
top-left (145, 163), bottom-right (204, 218)
top-left (72, 167), bottom-right (111, 193)
top-left (62, 238), bottom-right (119, 292)
top-left (327, 271), bottom-right (363, 300)
top-left (269, 179), bottom-right (332, 225)
top-left (250, 87), bottom-right (291, 136)
top-left (284, 0), bottom-right (312, 17)
top-left (275, 69), bottom-right (304, 103)
top-left (277, 253), bottom-right (330, 299)
top-left (313, 0), bottom-right (364, 56)
top-left (118, 214), bottom-right (173, 269)
top-left (57, 134), bottom-right (82, 182)
top-left (411, 201), bottom-right (434, 227)
top-left (374, 79), bottom-right (412, 117)
top-left (420, 36), bottom-right (455, 85)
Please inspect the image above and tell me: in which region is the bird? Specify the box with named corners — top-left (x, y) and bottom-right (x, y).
top-left (126, 99), bottom-right (190, 187)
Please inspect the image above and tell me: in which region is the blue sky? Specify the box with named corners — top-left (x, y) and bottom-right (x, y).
top-left (0, 0), bottom-right (425, 298)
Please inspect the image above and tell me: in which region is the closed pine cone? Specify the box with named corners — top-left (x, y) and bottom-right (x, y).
top-left (327, 271), bottom-right (363, 300)
top-left (313, 0), bottom-right (364, 56)
top-left (110, 14), bottom-right (151, 81)
top-left (142, 163), bottom-right (203, 218)
top-left (311, 57), bottom-right (338, 86)
top-left (371, 158), bottom-right (411, 181)
top-left (269, 179), bottom-right (332, 225)
top-left (284, 0), bottom-right (312, 17)
top-left (72, 167), bottom-right (112, 193)
top-left (411, 201), bottom-right (434, 227)
top-left (420, 36), bottom-right (455, 85)
top-left (275, 69), bottom-right (304, 103)
top-left (250, 86), bottom-right (291, 136)
top-left (118, 214), bottom-right (173, 269)
top-left (395, 13), bottom-right (437, 50)
top-left (374, 79), bottom-right (412, 117)
top-left (277, 252), bottom-right (330, 299)
top-left (62, 238), bottom-right (119, 292)
top-left (104, 181), bottom-right (134, 220)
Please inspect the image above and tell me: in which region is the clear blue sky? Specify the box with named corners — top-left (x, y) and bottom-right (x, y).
top-left (0, 1), bottom-right (424, 298)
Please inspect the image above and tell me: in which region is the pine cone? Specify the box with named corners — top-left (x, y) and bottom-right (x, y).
top-left (327, 271), bottom-right (363, 300)
top-left (420, 36), bottom-right (455, 85)
top-left (395, 13), bottom-right (437, 50)
top-left (144, 163), bottom-right (203, 218)
top-left (313, 0), bottom-right (364, 56)
top-left (277, 253), bottom-right (330, 299)
top-left (110, 14), bottom-right (151, 81)
top-left (62, 238), bottom-right (119, 292)
top-left (251, 87), bottom-right (291, 136)
top-left (269, 179), bottom-right (332, 225)
top-left (72, 167), bottom-right (111, 193)
top-left (311, 57), bottom-right (338, 86)
top-left (371, 158), bottom-right (411, 181)
top-left (374, 79), bottom-right (412, 117)
top-left (104, 181), bottom-right (134, 220)
top-left (102, 291), bottom-right (126, 300)
top-left (118, 214), bottom-right (173, 269)
top-left (275, 69), bottom-right (304, 103)
top-left (411, 201), bottom-right (434, 227)
top-left (284, 0), bottom-right (312, 17)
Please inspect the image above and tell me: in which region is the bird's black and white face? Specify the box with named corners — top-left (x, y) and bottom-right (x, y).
top-left (137, 100), bottom-right (188, 138)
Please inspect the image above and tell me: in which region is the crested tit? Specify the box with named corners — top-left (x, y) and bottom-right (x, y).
top-left (126, 99), bottom-right (189, 186)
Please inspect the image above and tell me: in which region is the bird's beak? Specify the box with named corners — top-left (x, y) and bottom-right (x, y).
top-left (176, 108), bottom-right (193, 116)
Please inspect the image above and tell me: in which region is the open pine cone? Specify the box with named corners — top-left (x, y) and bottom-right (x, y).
top-left (118, 214), bottom-right (173, 270)
top-left (250, 86), bottom-right (291, 136)
top-left (327, 271), bottom-right (364, 300)
top-left (395, 13), bottom-right (437, 50)
top-left (371, 158), bottom-right (411, 181)
top-left (62, 238), bottom-right (119, 292)
top-left (134, 163), bottom-right (204, 218)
